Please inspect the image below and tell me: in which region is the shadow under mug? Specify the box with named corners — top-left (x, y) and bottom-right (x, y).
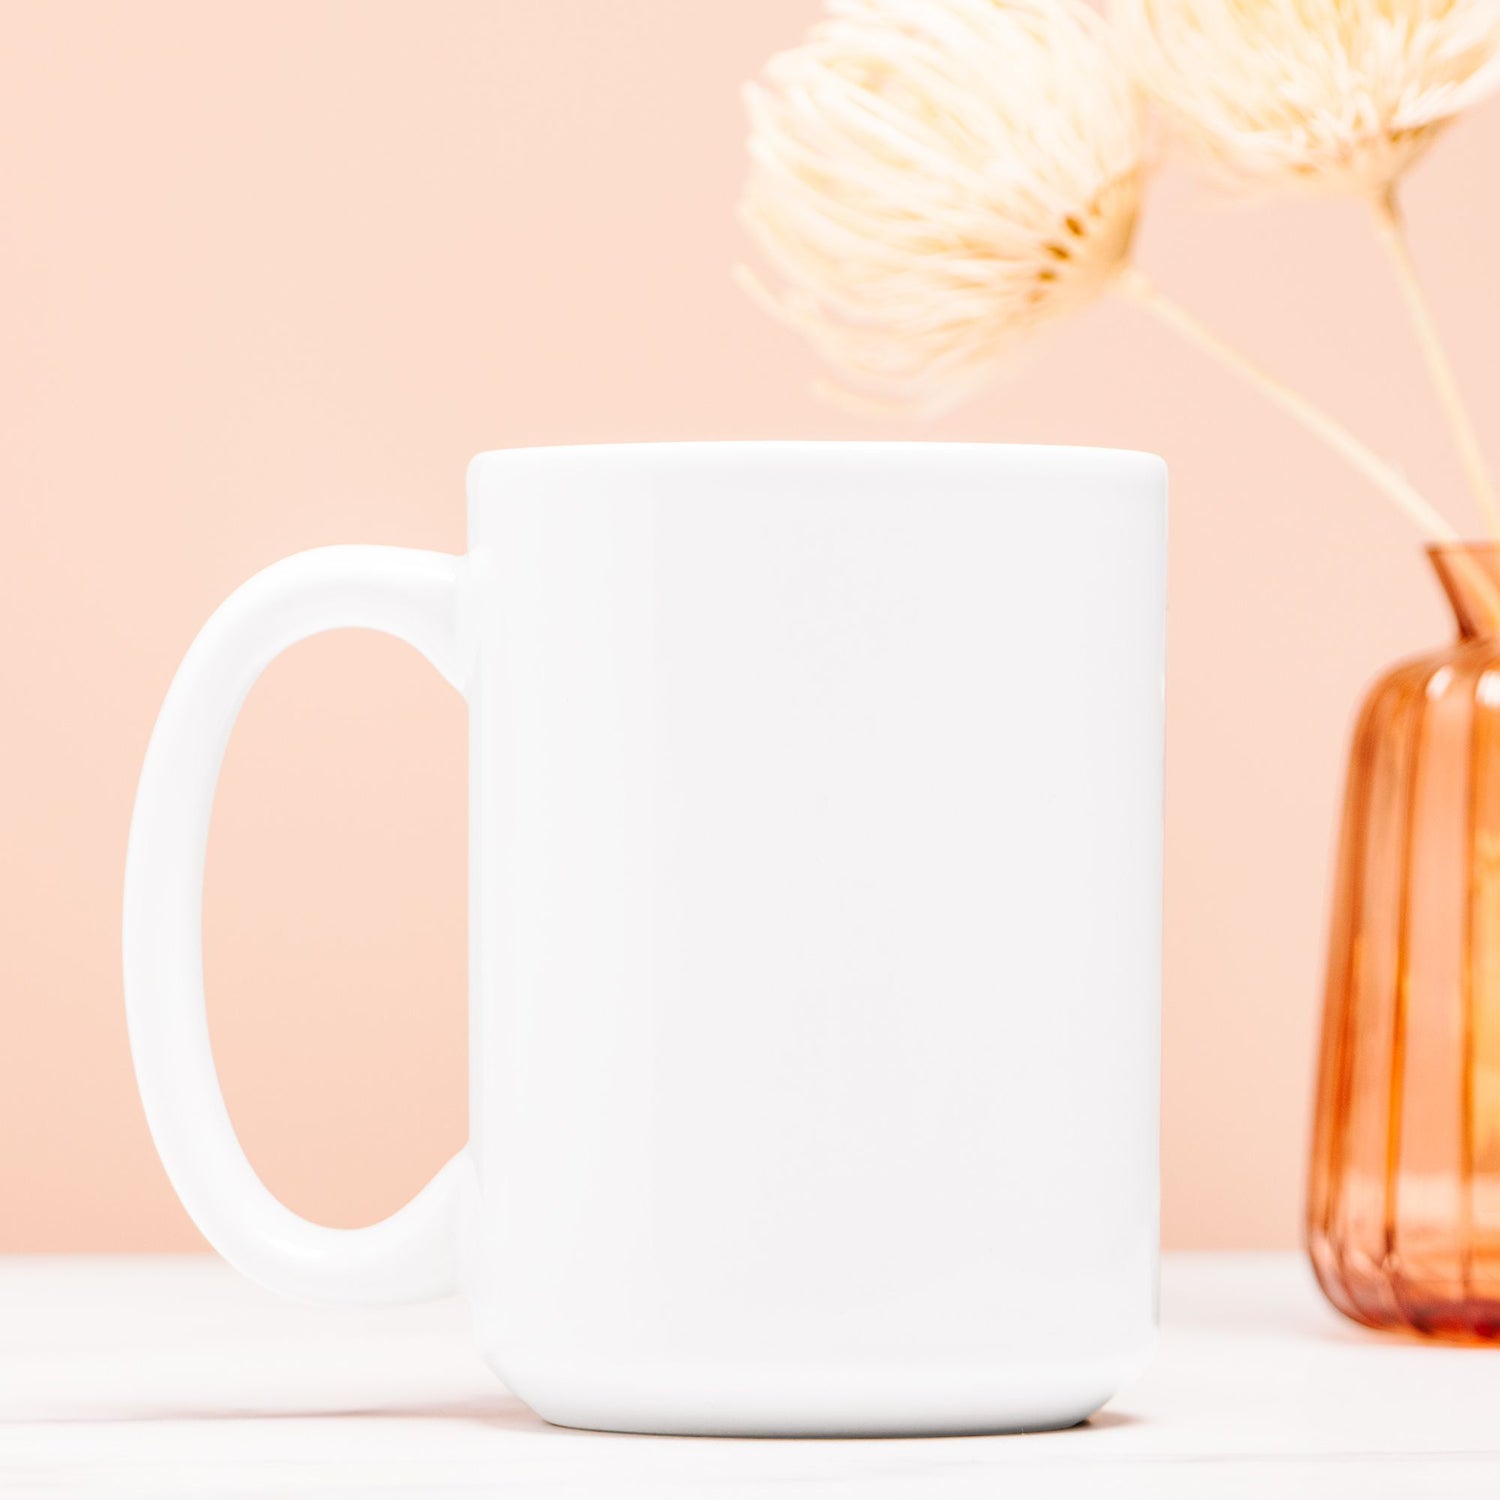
top-left (124, 441), bottom-right (1167, 1437)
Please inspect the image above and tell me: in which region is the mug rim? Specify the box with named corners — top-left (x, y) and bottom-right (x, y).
top-left (468, 440), bottom-right (1165, 493)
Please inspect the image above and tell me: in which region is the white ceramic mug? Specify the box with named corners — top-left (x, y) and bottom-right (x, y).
top-left (124, 442), bottom-right (1166, 1437)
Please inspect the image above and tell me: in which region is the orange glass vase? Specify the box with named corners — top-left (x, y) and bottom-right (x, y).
top-left (1308, 544), bottom-right (1500, 1339)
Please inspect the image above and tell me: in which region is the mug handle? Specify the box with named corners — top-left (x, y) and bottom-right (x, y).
top-left (123, 546), bottom-right (471, 1303)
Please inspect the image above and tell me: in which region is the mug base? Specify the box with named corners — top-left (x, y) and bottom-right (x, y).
top-left (499, 1350), bottom-right (1148, 1438)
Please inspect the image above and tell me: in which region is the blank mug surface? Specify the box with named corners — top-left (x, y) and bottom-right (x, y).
top-left (125, 442), bottom-right (1166, 1437)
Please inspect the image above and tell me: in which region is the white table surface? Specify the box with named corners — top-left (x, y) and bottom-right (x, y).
top-left (1, 1252), bottom-right (1496, 1498)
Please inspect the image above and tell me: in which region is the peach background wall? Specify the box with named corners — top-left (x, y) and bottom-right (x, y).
top-left (4, 0), bottom-right (1499, 1252)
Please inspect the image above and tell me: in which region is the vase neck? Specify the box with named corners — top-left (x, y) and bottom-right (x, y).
top-left (1429, 544), bottom-right (1500, 641)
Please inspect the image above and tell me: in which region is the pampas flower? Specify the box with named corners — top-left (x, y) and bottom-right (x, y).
top-left (1116, 0), bottom-right (1500, 530)
top-left (1115, 0), bottom-right (1500, 197)
top-left (739, 0), bottom-right (1146, 412)
top-left (738, 0), bottom-right (1456, 537)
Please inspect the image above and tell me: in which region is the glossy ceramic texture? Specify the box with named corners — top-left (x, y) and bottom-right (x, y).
top-left (1309, 545), bottom-right (1500, 1340)
top-left (126, 443), bottom-right (1168, 1434)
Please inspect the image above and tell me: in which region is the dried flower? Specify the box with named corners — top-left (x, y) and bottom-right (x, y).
top-left (738, 0), bottom-right (1461, 538)
top-left (1117, 0), bottom-right (1500, 531)
top-left (1114, 0), bottom-right (1500, 197)
top-left (739, 0), bottom-right (1146, 411)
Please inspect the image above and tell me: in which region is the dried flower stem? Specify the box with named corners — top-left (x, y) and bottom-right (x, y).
top-left (1370, 187), bottom-right (1500, 538)
top-left (1114, 263), bottom-right (1455, 540)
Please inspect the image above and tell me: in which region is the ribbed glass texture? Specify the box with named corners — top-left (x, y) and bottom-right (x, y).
top-left (1309, 544), bottom-right (1500, 1339)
